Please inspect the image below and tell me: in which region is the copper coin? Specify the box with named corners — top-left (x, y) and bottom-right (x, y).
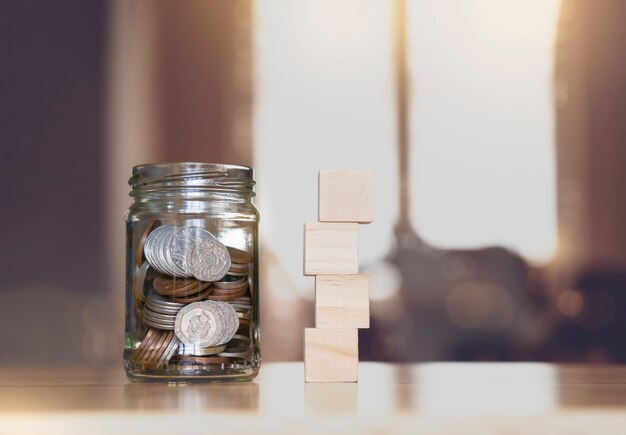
top-left (144, 330), bottom-right (170, 367)
top-left (136, 220), bottom-right (160, 267)
top-left (153, 276), bottom-right (211, 297)
top-left (156, 335), bottom-right (180, 369)
top-left (151, 331), bottom-right (176, 368)
top-left (132, 328), bottom-right (155, 359)
top-left (227, 247), bottom-right (253, 264)
top-left (206, 288), bottom-right (248, 301)
top-left (211, 284), bottom-right (249, 295)
top-left (169, 286), bottom-right (213, 303)
top-left (134, 328), bottom-right (159, 363)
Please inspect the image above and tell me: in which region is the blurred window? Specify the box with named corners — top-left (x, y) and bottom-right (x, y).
top-left (254, 0), bottom-right (560, 300)
top-left (408, 0), bottom-right (560, 263)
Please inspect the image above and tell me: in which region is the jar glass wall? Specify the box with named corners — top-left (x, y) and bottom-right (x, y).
top-left (124, 163), bottom-right (260, 382)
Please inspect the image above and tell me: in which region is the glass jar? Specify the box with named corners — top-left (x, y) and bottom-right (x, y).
top-left (124, 163), bottom-right (260, 382)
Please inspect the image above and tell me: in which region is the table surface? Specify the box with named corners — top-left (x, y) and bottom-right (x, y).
top-left (2, 362), bottom-right (626, 434)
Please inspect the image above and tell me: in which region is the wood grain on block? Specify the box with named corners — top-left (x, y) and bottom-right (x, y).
top-left (319, 170), bottom-right (373, 223)
top-left (304, 222), bottom-right (358, 275)
top-left (304, 328), bottom-right (358, 383)
top-left (315, 275), bottom-right (370, 329)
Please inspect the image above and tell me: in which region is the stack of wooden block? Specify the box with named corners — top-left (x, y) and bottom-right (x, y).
top-left (304, 170), bottom-right (373, 383)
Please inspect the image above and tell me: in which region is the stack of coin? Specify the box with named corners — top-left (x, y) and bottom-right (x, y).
top-left (152, 275), bottom-right (213, 303)
top-left (144, 225), bottom-right (232, 281)
top-left (143, 290), bottom-right (185, 330)
top-left (208, 276), bottom-right (249, 301)
top-left (132, 328), bottom-right (180, 369)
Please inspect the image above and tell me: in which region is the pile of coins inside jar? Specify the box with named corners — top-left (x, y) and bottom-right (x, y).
top-left (132, 222), bottom-right (254, 370)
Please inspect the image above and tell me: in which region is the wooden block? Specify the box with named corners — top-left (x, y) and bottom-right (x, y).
top-left (305, 383), bottom-right (358, 414)
top-left (319, 170), bottom-right (373, 223)
top-left (304, 222), bottom-right (358, 275)
top-left (304, 328), bottom-right (358, 383)
top-left (315, 275), bottom-right (370, 329)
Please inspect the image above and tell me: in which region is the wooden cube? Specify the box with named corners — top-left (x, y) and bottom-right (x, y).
top-left (319, 170), bottom-right (373, 223)
top-left (305, 328), bottom-right (358, 383)
top-left (305, 383), bottom-right (358, 414)
top-left (304, 222), bottom-right (358, 275)
top-left (315, 275), bottom-right (370, 329)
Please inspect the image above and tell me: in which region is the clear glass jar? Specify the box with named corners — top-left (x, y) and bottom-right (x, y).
top-left (124, 163), bottom-right (260, 382)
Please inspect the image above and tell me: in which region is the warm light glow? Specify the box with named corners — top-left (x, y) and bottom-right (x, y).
top-left (408, 0), bottom-right (561, 264)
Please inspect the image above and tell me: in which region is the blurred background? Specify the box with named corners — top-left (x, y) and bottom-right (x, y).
top-left (1, 0), bottom-right (625, 366)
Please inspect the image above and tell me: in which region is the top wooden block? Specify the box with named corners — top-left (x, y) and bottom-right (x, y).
top-left (319, 170), bottom-right (373, 223)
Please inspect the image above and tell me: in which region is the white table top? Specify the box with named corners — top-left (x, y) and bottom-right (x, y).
top-left (2, 362), bottom-right (626, 434)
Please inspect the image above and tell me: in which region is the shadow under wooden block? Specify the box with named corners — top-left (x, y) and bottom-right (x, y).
top-left (305, 383), bottom-right (358, 415)
top-left (315, 275), bottom-right (370, 329)
top-left (319, 170), bottom-right (373, 223)
top-left (304, 222), bottom-right (359, 275)
top-left (304, 328), bottom-right (358, 383)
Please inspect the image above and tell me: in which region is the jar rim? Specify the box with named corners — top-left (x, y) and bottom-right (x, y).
top-left (129, 162), bottom-right (255, 196)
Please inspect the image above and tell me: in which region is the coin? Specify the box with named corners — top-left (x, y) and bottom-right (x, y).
top-left (153, 275), bottom-right (210, 297)
top-left (145, 225), bottom-right (176, 275)
top-left (174, 301), bottom-right (225, 347)
top-left (186, 238), bottom-right (231, 282)
top-left (134, 328), bottom-right (160, 363)
top-left (178, 343), bottom-right (227, 356)
top-left (132, 328), bottom-right (156, 361)
top-left (134, 261), bottom-right (152, 308)
top-left (207, 287), bottom-right (249, 301)
top-left (169, 287), bottom-right (213, 304)
top-left (217, 350), bottom-right (252, 358)
top-left (213, 276), bottom-right (247, 290)
top-left (144, 225), bottom-right (228, 280)
top-left (227, 247), bottom-right (253, 264)
top-left (144, 330), bottom-right (170, 364)
top-left (156, 335), bottom-right (180, 369)
top-left (169, 226), bottom-right (216, 275)
top-left (214, 302), bottom-right (239, 345)
top-left (145, 289), bottom-right (186, 310)
top-left (136, 220), bottom-right (160, 267)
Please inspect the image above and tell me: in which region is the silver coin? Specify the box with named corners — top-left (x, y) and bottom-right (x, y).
top-left (160, 227), bottom-right (186, 277)
top-left (178, 343), bottom-right (227, 356)
top-left (156, 336), bottom-right (180, 369)
top-left (144, 226), bottom-right (165, 274)
top-left (229, 304), bottom-right (252, 312)
top-left (143, 317), bottom-right (175, 330)
top-left (147, 225), bottom-right (177, 275)
top-left (186, 238), bottom-right (231, 282)
top-left (217, 350), bottom-right (252, 358)
top-left (214, 276), bottom-right (247, 290)
top-left (144, 301), bottom-right (182, 316)
top-left (232, 296), bottom-right (251, 302)
top-left (145, 290), bottom-right (186, 309)
top-left (169, 226), bottom-right (216, 275)
top-left (143, 307), bottom-right (176, 322)
top-left (213, 301), bottom-right (239, 345)
top-left (174, 301), bottom-right (227, 347)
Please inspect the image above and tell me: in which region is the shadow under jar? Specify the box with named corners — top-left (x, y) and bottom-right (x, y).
top-left (124, 163), bottom-right (260, 382)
